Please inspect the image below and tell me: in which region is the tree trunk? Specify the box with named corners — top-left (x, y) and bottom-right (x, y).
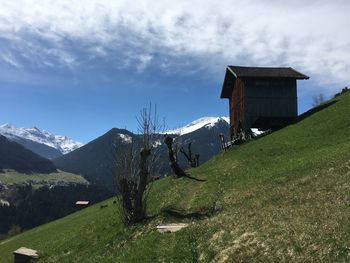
top-left (164, 136), bottom-right (187, 178)
top-left (133, 147), bottom-right (150, 223)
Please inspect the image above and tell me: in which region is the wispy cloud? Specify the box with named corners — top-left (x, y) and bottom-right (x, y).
top-left (1, 52), bottom-right (22, 68)
top-left (0, 0), bottom-right (349, 91)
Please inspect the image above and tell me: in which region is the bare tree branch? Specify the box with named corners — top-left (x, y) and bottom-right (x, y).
top-left (114, 104), bottom-right (164, 225)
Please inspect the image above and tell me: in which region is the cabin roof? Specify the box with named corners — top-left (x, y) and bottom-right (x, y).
top-left (227, 66), bottom-right (309, 79)
top-left (221, 65), bottom-right (309, 98)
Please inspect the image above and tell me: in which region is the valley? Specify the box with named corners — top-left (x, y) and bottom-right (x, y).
top-left (0, 169), bottom-right (87, 186)
top-left (0, 116), bottom-right (230, 239)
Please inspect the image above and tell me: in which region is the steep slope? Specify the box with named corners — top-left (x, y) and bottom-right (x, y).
top-left (4, 135), bottom-right (63, 159)
top-left (0, 124), bottom-right (83, 159)
top-left (0, 135), bottom-right (57, 174)
top-left (2, 92), bottom-right (349, 262)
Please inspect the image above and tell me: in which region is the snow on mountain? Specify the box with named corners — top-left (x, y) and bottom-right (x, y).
top-left (165, 117), bottom-right (229, 136)
top-left (0, 124), bottom-right (83, 154)
top-left (117, 133), bottom-right (132, 144)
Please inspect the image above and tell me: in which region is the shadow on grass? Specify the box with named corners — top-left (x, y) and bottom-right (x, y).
top-left (184, 173), bottom-right (206, 182)
top-left (159, 206), bottom-right (217, 220)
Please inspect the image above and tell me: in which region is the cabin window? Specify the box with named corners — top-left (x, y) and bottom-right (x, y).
top-left (255, 80), bottom-right (269, 87)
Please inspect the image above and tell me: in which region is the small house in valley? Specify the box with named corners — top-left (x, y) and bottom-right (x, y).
top-left (220, 66), bottom-right (309, 140)
top-left (75, 200), bottom-right (89, 206)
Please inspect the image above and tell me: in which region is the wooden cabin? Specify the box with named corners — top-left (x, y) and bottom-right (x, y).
top-left (220, 66), bottom-right (309, 139)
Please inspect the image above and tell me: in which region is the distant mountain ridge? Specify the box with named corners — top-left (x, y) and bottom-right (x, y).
top-left (170, 117), bottom-right (230, 166)
top-left (0, 124), bottom-right (83, 159)
top-left (165, 117), bottom-right (229, 135)
top-left (54, 128), bottom-right (136, 189)
top-left (0, 135), bottom-right (57, 174)
top-left (53, 117), bottom-right (230, 189)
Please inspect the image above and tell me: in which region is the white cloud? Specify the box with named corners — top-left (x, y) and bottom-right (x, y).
top-left (1, 52), bottom-right (22, 68)
top-left (0, 0), bottom-right (349, 92)
top-left (136, 54), bottom-right (153, 72)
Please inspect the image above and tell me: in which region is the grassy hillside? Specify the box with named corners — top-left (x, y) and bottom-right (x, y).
top-left (0, 170), bottom-right (88, 187)
top-left (0, 92), bottom-right (349, 262)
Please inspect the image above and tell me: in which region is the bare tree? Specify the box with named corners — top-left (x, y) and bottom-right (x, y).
top-left (114, 104), bottom-right (163, 225)
top-left (164, 136), bottom-right (187, 178)
top-left (334, 87), bottom-right (349, 98)
top-left (312, 93), bottom-right (325, 107)
top-left (179, 142), bottom-right (200, 168)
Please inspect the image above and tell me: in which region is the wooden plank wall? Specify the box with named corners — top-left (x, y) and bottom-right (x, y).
top-left (229, 78), bottom-right (245, 137)
top-left (244, 78), bottom-right (297, 131)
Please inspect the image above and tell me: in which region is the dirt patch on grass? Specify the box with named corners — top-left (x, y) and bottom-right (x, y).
top-left (211, 232), bottom-right (268, 263)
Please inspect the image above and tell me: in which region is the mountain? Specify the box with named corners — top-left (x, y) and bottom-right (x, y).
top-left (53, 117), bottom-right (230, 188)
top-left (54, 128), bottom-right (136, 189)
top-left (166, 117), bottom-right (230, 170)
top-left (1, 91), bottom-right (349, 262)
top-left (0, 135), bottom-right (57, 173)
top-left (0, 124), bottom-right (83, 159)
top-left (166, 116), bottom-right (230, 135)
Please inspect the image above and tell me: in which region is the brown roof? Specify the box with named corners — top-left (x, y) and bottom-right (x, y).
top-left (227, 65), bottom-right (309, 79)
top-left (221, 65), bottom-right (309, 98)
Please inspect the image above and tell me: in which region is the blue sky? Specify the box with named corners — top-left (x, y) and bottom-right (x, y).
top-left (0, 0), bottom-right (349, 143)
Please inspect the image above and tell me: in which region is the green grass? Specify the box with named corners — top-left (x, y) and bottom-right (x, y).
top-left (0, 170), bottom-right (88, 186)
top-left (0, 92), bottom-right (349, 262)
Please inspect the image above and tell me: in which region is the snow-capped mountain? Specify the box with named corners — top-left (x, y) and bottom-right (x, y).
top-left (0, 124), bottom-right (83, 155)
top-left (165, 116), bottom-right (229, 136)
top-left (54, 119), bottom-right (231, 188)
